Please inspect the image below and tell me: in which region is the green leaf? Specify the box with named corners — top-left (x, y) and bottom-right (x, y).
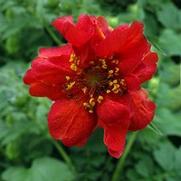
top-left (156, 82), bottom-right (181, 111)
top-left (2, 157), bottom-right (75, 181)
top-left (135, 156), bottom-right (154, 177)
top-left (154, 142), bottom-right (175, 171)
top-left (30, 157), bottom-right (74, 181)
top-left (174, 148), bottom-right (181, 175)
top-left (160, 61), bottom-right (180, 86)
top-left (158, 29), bottom-right (181, 56)
top-left (157, 3), bottom-right (181, 30)
top-left (2, 167), bottom-right (30, 181)
top-left (154, 109), bottom-right (181, 136)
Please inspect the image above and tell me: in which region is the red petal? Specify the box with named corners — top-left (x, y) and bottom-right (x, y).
top-left (97, 97), bottom-right (130, 127)
top-left (39, 44), bottom-right (72, 59)
top-left (119, 35), bottom-right (150, 76)
top-left (123, 21), bottom-right (144, 50)
top-left (132, 52), bottom-right (158, 83)
top-left (52, 15), bottom-right (95, 47)
top-left (96, 16), bottom-right (111, 37)
top-left (125, 74), bottom-right (140, 91)
top-left (128, 89), bottom-right (156, 131)
top-left (97, 97), bottom-right (130, 158)
top-left (104, 126), bottom-right (128, 158)
top-left (23, 45), bottom-right (73, 100)
top-left (48, 99), bottom-right (97, 146)
top-left (29, 82), bottom-right (65, 100)
top-left (95, 24), bottom-right (129, 57)
top-left (52, 16), bottom-right (74, 37)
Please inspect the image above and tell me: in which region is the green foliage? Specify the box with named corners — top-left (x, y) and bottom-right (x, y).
top-left (157, 3), bottom-right (181, 31)
top-left (2, 157), bottom-right (74, 181)
top-left (0, 0), bottom-right (181, 180)
top-left (159, 29), bottom-right (181, 56)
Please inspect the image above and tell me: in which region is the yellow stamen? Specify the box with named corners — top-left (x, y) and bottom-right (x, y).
top-left (82, 87), bottom-right (87, 94)
top-left (70, 64), bottom-right (77, 71)
top-left (65, 76), bottom-right (70, 81)
top-left (89, 98), bottom-right (95, 107)
top-left (66, 81), bottom-right (75, 90)
top-left (97, 95), bottom-right (104, 103)
top-left (113, 79), bottom-right (118, 84)
top-left (115, 67), bottom-right (119, 73)
top-left (108, 70), bottom-right (114, 74)
top-left (69, 53), bottom-right (75, 62)
top-left (89, 110), bottom-right (94, 113)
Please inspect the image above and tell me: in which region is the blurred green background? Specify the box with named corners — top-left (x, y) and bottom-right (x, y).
top-left (0, 0), bottom-right (181, 180)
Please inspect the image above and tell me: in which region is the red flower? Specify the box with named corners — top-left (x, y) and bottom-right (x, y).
top-left (23, 15), bottom-right (158, 158)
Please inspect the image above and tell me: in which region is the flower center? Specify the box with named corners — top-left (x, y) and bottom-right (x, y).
top-left (64, 53), bottom-right (127, 113)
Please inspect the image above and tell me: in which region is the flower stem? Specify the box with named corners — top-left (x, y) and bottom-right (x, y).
top-left (45, 26), bottom-right (61, 45)
top-left (111, 132), bottom-right (138, 181)
top-left (52, 140), bottom-right (76, 173)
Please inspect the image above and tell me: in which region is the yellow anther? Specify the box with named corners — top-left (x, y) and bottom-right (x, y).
top-left (115, 67), bottom-right (119, 72)
top-left (69, 53), bottom-right (80, 71)
top-left (109, 81), bottom-right (113, 86)
top-left (113, 89), bottom-right (120, 94)
top-left (106, 90), bottom-right (111, 93)
top-left (82, 87), bottom-right (87, 94)
top-left (65, 76), bottom-right (70, 81)
top-left (113, 79), bottom-right (118, 84)
top-left (70, 64), bottom-right (77, 71)
top-left (89, 98), bottom-right (95, 107)
top-left (66, 81), bottom-right (75, 90)
top-left (99, 59), bottom-right (107, 69)
top-left (83, 100), bottom-right (95, 113)
top-left (112, 84), bottom-right (120, 93)
top-left (102, 65), bottom-right (107, 69)
top-left (89, 110), bottom-right (94, 113)
top-left (108, 70), bottom-right (114, 74)
top-left (69, 53), bottom-right (75, 62)
top-left (108, 70), bottom-right (114, 78)
top-left (97, 96), bottom-right (104, 103)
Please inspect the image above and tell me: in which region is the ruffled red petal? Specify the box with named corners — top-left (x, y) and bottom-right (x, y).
top-left (118, 34), bottom-right (150, 76)
top-left (124, 74), bottom-right (140, 90)
top-left (52, 15), bottom-right (95, 47)
top-left (29, 82), bottom-right (65, 100)
top-left (96, 16), bottom-right (111, 37)
top-left (51, 16), bottom-right (74, 37)
top-left (48, 99), bottom-right (97, 146)
top-left (23, 45), bottom-right (73, 100)
top-left (104, 126), bottom-right (128, 158)
top-left (95, 24), bottom-right (129, 57)
top-left (128, 89), bottom-right (156, 131)
top-left (132, 52), bottom-right (158, 83)
top-left (97, 97), bottom-right (130, 158)
top-left (52, 15), bottom-right (111, 48)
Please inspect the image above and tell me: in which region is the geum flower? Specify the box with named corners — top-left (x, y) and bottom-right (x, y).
top-left (23, 15), bottom-right (158, 158)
